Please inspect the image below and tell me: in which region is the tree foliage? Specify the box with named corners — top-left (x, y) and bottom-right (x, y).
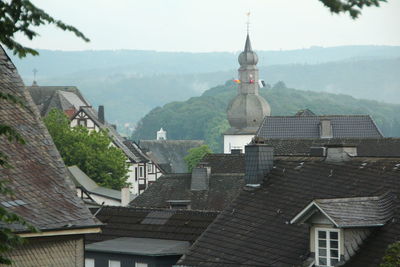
top-left (184, 145), bottom-right (212, 172)
top-left (44, 109), bottom-right (129, 190)
top-left (319, 0), bottom-right (387, 18)
top-left (0, 0), bottom-right (89, 58)
top-left (380, 241), bottom-right (400, 267)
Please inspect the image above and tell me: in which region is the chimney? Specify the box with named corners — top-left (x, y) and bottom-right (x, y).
top-left (320, 119), bottom-right (333, 139)
top-left (191, 167), bottom-right (211, 191)
top-left (121, 187), bottom-right (130, 206)
top-left (310, 147), bottom-right (327, 157)
top-left (231, 149), bottom-right (242, 154)
top-left (98, 105), bottom-right (105, 124)
top-left (244, 143), bottom-right (274, 187)
top-left (325, 145), bottom-right (357, 162)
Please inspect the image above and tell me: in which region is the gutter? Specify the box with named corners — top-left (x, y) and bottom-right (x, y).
top-left (17, 224), bottom-right (102, 238)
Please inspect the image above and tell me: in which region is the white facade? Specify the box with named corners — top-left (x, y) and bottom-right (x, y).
top-left (157, 128), bottom-right (167, 140)
top-left (223, 134), bottom-right (254, 154)
top-left (70, 111), bottom-right (100, 131)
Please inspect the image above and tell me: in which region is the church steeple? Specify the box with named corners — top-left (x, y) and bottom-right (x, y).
top-left (226, 33), bottom-right (270, 130)
top-left (223, 14), bottom-right (271, 153)
top-left (244, 34), bottom-right (252, 51)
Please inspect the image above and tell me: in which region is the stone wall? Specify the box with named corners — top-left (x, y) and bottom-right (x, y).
top-left (1, 235), bottom-right (84, 267)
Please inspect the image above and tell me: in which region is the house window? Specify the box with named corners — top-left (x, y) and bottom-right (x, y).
top-left (78, 119), bottom-right (86, 126)
top-left (109, 260), bottom-right (121, 267)
top-left (135, 263), bottom-right (148, 267)
top-left (139, 166), bottom-right (144, 178)
top-left (315, 228), bottom-right (340, 266)
top-left (135, 167), bottom-right (138, 181)
top-left (85, 258), bottom-right (95, 267)
top-left (147, 163), bottom-right (153, 173)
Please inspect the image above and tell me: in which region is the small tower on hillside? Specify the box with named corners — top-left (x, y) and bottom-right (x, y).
top-left (223, 19), bottom-right (270, 153)
top-left (157, 128), bottom-right (167, 140)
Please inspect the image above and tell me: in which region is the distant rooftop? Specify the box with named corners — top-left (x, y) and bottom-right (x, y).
top-left (139, 139), bottom-right (204, 173)
top-left (86, 237), bottom-right (190, 256)
top-left (27, 85), bottom-right (89, 117)
top-left (256, 114), bottom-right (383, 139)
top-left (86, 206), bottom-right (218, 244)
top-left (130, 173), bottom-right (244, 211)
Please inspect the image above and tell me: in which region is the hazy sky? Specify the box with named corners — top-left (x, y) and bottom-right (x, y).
top-left (15, 0), bottom-right (400, 52)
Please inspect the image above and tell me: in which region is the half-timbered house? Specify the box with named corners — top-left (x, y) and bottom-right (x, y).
top-left (71, 105), bottom-right (163, 195)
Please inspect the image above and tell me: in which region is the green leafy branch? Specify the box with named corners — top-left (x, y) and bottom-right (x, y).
top-left (0, 0), bottom-right (90, 58)
top-left (319, 0), bottom-right (387, 18)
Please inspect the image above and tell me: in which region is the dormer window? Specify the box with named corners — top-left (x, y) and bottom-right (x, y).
top-left (315, 228), bottom-right (340, 266)
top-left (291, 192), bottom-right (394, 267)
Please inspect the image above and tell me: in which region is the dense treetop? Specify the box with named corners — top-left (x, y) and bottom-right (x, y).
top-left (44, 109), bottom-right (129, 190)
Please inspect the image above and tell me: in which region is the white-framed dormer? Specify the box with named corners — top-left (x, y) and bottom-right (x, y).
top-left (314, 227), bottom-right (342, 267)
top-left (291, 193), bottom-right (395, 267)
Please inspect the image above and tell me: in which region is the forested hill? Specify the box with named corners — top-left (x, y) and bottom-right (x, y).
top-left (132, 81), bottom-right (400, 152)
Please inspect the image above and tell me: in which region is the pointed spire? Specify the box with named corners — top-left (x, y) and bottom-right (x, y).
top-left (244, 34), bottom-right (252, 52)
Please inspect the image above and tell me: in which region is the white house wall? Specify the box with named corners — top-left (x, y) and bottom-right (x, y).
top-left (224, 134), bottom-right (254, 153)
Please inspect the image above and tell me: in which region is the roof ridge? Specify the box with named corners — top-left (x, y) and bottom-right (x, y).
top-left (100, 205), bottom-right (220, 214)
top-left (264, 114), bottom-right (372, 118)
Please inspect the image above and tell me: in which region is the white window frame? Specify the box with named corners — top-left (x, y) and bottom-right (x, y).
top-left (108, 260), bottom-right (121, 267)
top-left (315, 227), bottom-right (341, 267)
top-left (147, 163), bottom-right (154, 173)
top-left (85, 258), bottom-right (95, 267)
top-left (139, 166), bottom-right (143, 178)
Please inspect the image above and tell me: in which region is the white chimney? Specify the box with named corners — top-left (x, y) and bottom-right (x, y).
top-left (320, 119), bottom-right (333, 139)
top-left (121, 187), bottom-right (130, 206)
top-left (157, 128), bottom-right (167, 140)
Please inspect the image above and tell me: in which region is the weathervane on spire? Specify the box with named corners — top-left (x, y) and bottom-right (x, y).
top-left (246, 11), bottom-right (251, 34)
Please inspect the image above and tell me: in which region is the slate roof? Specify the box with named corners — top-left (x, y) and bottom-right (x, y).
top-left (200, 154), bottom-right (245, 174)
top-left (28, 85), bottom-right (89, 117)
top-left (291, 193), bottom-right (395, 228)
top-left (139, 140), bottom-right (205, 173)
top-left (86, 206), bottom-right (218, 244)
top-left (0, 46), bottom-right (99, 232)
top-left (256, 115), bottom-right (383, 139)
top-left (265, 138), bottom-right (400, 157)
top-left (130, 173), bottom-right (244, 211)
top-left (68, 166), bottom-right (131, 201)
top-left (74, 106), bottom-right (149, 163)
top-left (178, 156), bottom-right (400, 267)
top-left (86, 237), bottom-right (190, 256)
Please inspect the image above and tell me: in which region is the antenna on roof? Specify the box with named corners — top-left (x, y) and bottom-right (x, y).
top-left (32, 68), bottom-right (38, 86)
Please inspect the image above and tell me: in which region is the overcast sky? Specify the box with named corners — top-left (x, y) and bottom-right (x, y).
top-left (15, 0), bottom-right (400, 52)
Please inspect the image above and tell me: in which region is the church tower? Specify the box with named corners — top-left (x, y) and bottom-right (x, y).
top-left (223, 33), bottom-right (270, 153)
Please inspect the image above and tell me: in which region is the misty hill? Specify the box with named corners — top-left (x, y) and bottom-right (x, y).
top-left (9, 46), bottom-right (400, 129)
top-left (27, 58), bottom-right (400, 129)
top-left (11, 45), bottom-right (400, 78)
top-left (132, 81), bottom-right (400, 152)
